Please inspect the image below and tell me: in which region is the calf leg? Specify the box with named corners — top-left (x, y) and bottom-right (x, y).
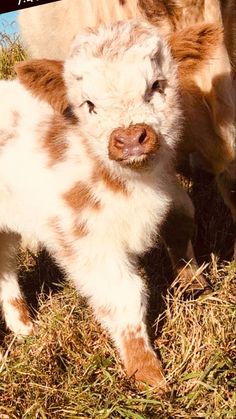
top-left (161, 182), bottom-right (208, 293)
top-left (69, 252), bottom-right (167, 391)
top-left (217, 161), bottom-right (236, 260)
top-left (0, 232), bottom-right (33, 335)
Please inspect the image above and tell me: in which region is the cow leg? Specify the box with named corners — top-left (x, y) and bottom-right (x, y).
top-left (217, 161), bottom-right (236, 260)
top-left (69, 250), bottom-right (167, 392)
top-left (0, 231), bottom-right (33, 335)
top-left (161, 181), bottom-right (208, 294)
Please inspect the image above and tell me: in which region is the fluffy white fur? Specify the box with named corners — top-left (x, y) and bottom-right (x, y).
top-left (0, 20), bottom-right (196, 389)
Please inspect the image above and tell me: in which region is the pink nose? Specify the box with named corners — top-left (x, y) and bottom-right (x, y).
top-left (109, 123), bottom-right (159, 163)
top-left (112, 126), bottom-right (148, 149)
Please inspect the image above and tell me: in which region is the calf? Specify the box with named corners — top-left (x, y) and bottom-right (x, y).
top-left (19, 0), bottom-right (236, 258)
top-left (0, 20), bottom-right (221, 390)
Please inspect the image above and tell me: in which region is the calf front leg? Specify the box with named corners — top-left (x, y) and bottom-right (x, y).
top-left (0, 232), bottom-right (33, 335)
top-left (217, 162), bottom-right (236, 260)
top-left (161, 182), bottom-right (208, 293)
top-left (69, 252), bottom-right (167, 391)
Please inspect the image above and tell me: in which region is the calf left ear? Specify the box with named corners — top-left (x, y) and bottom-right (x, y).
top-left (169, 23), bottom-right (223, 77)
top-left (15, 59), bottom-right (70, 114)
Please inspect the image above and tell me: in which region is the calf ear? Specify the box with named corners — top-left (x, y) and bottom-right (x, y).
top-left (169, 23), bottom-right (223, 77)
top-left (15, 59), bottom-right (70, 114)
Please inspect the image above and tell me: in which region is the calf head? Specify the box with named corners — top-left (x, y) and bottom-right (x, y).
top-left (64, 20), bottom-right (181, 170)
top-left (16, 20), bottom-right (224, 171)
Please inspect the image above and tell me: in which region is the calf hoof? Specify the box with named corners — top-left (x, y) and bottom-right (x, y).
top-left (176, 264), bottom-right (210, 297)
top-left (4, 297), bottom-right (34, 336)
top-left (126, 350), bottom-right (168, 393)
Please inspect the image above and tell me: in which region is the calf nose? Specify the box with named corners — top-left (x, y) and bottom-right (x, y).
top-left (113, 126), bottom-right (147, 149)
top-left (109, 123), bottom-right (159, 164)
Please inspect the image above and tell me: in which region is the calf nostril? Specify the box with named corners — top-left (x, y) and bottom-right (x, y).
top-left (138, 129), bottom-right (147, 144)
top-left (114, 135), bottom-right (125, 149)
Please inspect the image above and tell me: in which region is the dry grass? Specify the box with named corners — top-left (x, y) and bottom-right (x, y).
top-left (0, 260), bottom-right (235, 418)
top-left (0, 35), bottom-right (235, 419)
top-left (0, 33), bottom-right (26, 79)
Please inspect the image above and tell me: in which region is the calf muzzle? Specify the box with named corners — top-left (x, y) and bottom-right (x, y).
top-left (109, 123), bottom-right (159, 165)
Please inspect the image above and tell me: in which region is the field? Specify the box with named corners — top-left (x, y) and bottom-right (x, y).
top-left (0, 33), bottom-right (235, 418)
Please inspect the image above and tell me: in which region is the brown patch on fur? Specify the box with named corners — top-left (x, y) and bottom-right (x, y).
top-left (119, 0), bottom-right (126, 5)
top-left (169, 23), bottom-right (223, 76)
top-left (122, 328), bottom-right (167, 390)
top-left (0, 130), bottom-right (14, 146)
top-left (64, 182), bottom-right (101, 212)
top-left (50, 218), bottom-right (75, 259)
top-left (10, 298), bottom-right (32, 326)
top-left (80, 137), bottom-right (129, 195)
top-left (92, 162), bottom-right (128, 195)
top-left (15, 59), bottom-right (70, 114)
top-left (41, 114), bottom-right (69, 167)
top-left (72, 221), bottom-right (89, 238)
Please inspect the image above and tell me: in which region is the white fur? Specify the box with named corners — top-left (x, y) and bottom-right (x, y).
top-left (0, 21), bottom-right (187, 387)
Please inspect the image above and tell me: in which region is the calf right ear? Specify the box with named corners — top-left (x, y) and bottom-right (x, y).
top-left (169, 23), bottom-right (223, 77)
top-left (15, 59), bottom-right (70, 114)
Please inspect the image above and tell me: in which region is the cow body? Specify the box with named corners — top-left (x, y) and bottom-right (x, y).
top-left (1, 20), bottom-right (205, 390)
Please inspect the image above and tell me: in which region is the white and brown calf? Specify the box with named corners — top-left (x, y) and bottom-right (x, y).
top-left (19, 0), bottom-right (236, 258)
top-left (0, 21), bottom-right (221, 390)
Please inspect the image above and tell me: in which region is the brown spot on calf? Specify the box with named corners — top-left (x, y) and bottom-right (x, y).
top-left (41, 115), bottom-right (69, 167)
top-left (72, 221), bottom-right (89, 238)
top-left (92, 162), bottom-right (128, 195)
top-left (169, 23), bottom-right (223, 77)
top-left (10, 297), bottom-right (32, 326)
top-left (122, 329), bottom-right (167, 391)
top-left (50, 218), bottom-right (75, 259)
top-left (64, 182), bottom-right (101, 212)
top-left (15, 59), bottom-right (69, 114)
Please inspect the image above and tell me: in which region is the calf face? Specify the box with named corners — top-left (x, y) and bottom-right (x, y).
top-left (63, 21), bottom-right (182, 171)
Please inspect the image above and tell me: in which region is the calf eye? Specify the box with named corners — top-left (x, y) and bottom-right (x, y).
top-left (151, 80), bottom-right (161, 92)
top-left (86, 100), bottom-right (96, 114)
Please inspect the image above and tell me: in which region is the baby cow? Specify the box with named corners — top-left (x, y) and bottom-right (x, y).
top-left (0, 21), bottom-right (219, 390)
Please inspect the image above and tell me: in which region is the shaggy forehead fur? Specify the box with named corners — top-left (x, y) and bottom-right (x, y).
top-left (66, 20), bottom-right (173, 78)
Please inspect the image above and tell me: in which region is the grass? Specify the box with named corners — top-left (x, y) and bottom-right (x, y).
top-left (0, 34), bottom-right (235, 418)
top-left (1, 260), bottom-right (235, 418)
top-left (0, 33), bottom-right (25, 79)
